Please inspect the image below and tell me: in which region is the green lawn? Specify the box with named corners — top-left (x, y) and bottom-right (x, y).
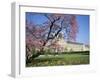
top-left (26, 54), bottom-right (89, 67)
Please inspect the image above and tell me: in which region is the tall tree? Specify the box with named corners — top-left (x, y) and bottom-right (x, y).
top-left (26, 13), bottom-right (78, 63)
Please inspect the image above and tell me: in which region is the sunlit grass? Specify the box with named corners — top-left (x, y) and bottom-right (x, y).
top-left (26, 53), bottom-right (89, 67)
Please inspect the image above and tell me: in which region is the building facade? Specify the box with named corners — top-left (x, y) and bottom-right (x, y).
top-left (45, 37), bottom-right (89, 52)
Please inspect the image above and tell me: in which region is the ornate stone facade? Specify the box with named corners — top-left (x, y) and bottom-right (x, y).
top-left (45, 38), bottom-right (89, 52)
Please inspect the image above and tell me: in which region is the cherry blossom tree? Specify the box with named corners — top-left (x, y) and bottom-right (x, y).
top-left (26, 13), bottom-right (78, 63)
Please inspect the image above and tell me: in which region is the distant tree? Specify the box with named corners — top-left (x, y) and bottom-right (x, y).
top-left (26, 13), bottom-right (78, 62)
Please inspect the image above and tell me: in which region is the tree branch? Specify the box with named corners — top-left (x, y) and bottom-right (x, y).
top-left (44, 14), bottom-right (52, 22)
top-left (26, 27), bottom-right (39, 39)
top-left (48, 19), bottom-right (64, 40)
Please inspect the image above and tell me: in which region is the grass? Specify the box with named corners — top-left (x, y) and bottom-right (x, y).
top-left (26, 53), bottom-right (90, 67)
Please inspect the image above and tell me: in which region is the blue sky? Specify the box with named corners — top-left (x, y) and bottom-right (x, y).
top-left (76, 15), bottom-right (89, 44)
top-left (26, 12), bottom-right (89, 45)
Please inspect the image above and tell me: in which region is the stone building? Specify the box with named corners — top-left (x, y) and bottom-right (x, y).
top-left (45, 36), bottom-right (89, 52)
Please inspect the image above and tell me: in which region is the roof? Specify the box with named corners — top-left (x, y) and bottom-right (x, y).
top-left (67, 41), bottom-right (84, 45)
